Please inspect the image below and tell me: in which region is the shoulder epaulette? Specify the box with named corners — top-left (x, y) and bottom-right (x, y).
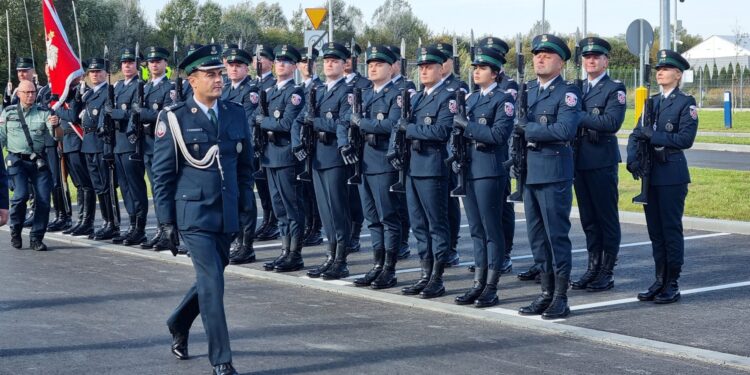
top-left (165, 102), bottom-right (185, 112)
top-left (566, 80), bottom-right (575, 85)
top-left (613, 79), bottom-right (622, 83)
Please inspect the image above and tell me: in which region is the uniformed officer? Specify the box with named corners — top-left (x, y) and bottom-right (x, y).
top-left (3, 57), bottom-right (37, 108)
top-left (293, 42), bottom-right (354, 280)
top-left (255, 44), bottom-right (306, 272)
top-left (58, 78), bottom-right (95, 237)
top-left (452, 47), bottom-right (515, 307)
top-left (627, 50), bottom-right (697, 305)
top-left (252, 44), bottom-right (280, 242)
top-left (81, 58), bottom-right (120, 240)
top-left (296, 47), bottom-right (324, 247)
top-left (350, 45), bottom-right (403, 289)
top-left (37, 63), bottom-right (73, 233)
top-left (182, 44), bottom-right (203, 99)
top-left (392, 46), bottom-right (457, 299)
top-left (434, 42), bottom-right (466, 267)
top-left (109, 48), bottom-right (148, 246)
top-left (221, 42), bottom-right (239, 85)
top-left (1, 80), bottom-right (59, 251)
top-left (221, 46), bottom-right (260, 264)
top-left (132, 46), bottom-right (175, 249)
top-left (466, 37), bottom-right (518, 276)
top-left (1, 152), bottom-right (8, 226)
top-left (570, 37), bottom-right (625, 292)
top-left (387, 44), bottom-right (415, 260)
top-left (154, 44), bottom-right (249, 375)
top-left (516, 34), bottom-right (583, 319)
top-left (343, 41), bottom-right (367, 252)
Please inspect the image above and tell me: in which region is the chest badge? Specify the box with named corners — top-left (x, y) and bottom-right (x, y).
top-left (478, 118), bottom-right (487, 125)
top-left (92, 109), bottom-right (98, 116)
top-left (191, 107), bottom-right (198, 114)
top-left (592, 108), bottom-right (600, 115)
top-left (274, 110), bottom-right (281, 119)
top-left (121, 103), bottom-right (128, 110)
top-left (376, 113), bottom-right (384, 121)
top-left (193, 143), bottom-right (200, 152)
top-left (236, 142), bottom-right (243, 153)
top-left (424, 117), bottom-right (432, 125)
top-left (326, 112), bottom-right (333, 119)
top-left (665, 122), bottom-right (674, 132)
top-left (152, 103), bottom-right (159, 110)
top-left (540, 115), bottom-right (548, 125)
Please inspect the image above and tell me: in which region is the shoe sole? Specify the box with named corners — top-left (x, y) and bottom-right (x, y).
top-left (275, 265), bottom-right (304, 272)
top-left (587, 282), bottom-right (614, 292)
top-left (542, 308), bottom-right (571, 320)
top-left (370, 279), bottom-right (397, 290)
top-left (230, 259), bottom-right (257, 265)
top-left (475, 298), bottom-right (499, 308)
top-left (419, 289), bottom-right (445, 299)
top-left (653, 294), bottom-right (681, 304)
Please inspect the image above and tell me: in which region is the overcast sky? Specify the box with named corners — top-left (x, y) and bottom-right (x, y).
top-left (141, 0), bottom-right (749, 41)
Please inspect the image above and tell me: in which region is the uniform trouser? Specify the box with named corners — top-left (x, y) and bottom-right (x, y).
top-left (267, 165), bottom-right (304, 239)
top-left (524, 181), bottom-right (574, 279)
top-left (115, 152), bottom-right (148, 219)
top-left (359, 171), bottom-right (402, 252)
top-left (85, 152), bottom-right (111, 195)
top-left (644, 183), bottom-right (688, 270)
top-left (302, 179), bottom-right (321, 230)
top-left (45, 146), bottom-right (61, 190)
top-left (574, 164), bottom-right (621, 257)
top-left (347, 165), bottom-right (364, 225)
top-left (464, 176), bottom-right (507, 272)
top-left (167, 230), bottom-right (233, 366)
top-left (502, 178), bottom-right (515, 253)
top-left (448, 174), bottom-right (461, 252)
top-left (398, 195), bottom-right (410, 248)
top-left (406, 175), bottom-right (450, 264)
top-left (64, 151), bottom-right (93, 195)
top-left (9, 160), bottom-right (52, 238)
top-left (313, 166), bottom-right (351, 247)
top-left (256, 170), bottom-right (273, 215)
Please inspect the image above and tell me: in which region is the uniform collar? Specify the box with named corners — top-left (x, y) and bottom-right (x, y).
top-left (480, 82), bottom-right (498, 96)
top-left (662, 87), bottom-right (676, 98)
top-left (231, 76), bottom-right (248, 89)
top-left (391, 74), bottom-right (403, 83)
top-left (261, 71), bottom-right (273, 80)
top-left (587, 71), bottom-right (607, 88)
top-left (193, 97), bottom-right (219, 120)
top-left (124, 77), bottom-right (136, 86)
top-left (537, 75), bottom-right (560, 91)
top-left (345, 72), bottom-right (357, 83)
top-left (325, 76), bottom-right (345, 91)
top-left (276, 78), bottom-right (294, 89)
top-left (151, 74), bottom-right (166, 86)
top-left (92, 81), bottom-right (107, 93)
top-left (424, 77), bottom-right (446, 96)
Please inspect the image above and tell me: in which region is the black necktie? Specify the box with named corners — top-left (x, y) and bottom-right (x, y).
top-left (208, 108), bottom-right (218, 127)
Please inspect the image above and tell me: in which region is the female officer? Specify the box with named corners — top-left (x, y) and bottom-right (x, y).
top-left (451, 47), bottom-right (515, 307)
top-left (627, 50), bottom-right (697, 305)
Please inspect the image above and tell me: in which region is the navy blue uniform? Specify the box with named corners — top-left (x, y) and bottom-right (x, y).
top-left (112, 78), bottom-right (148, 222)
top-left (523, 76), bottom-right (583, 280)
top-left (299, 77), bottom-right (324, 240)
top-left (497, 73), bottom-right (519, 258)
top-left (443, 73), bottom-right (469, 260)
top-left (347, 71), bottom-right (371, 89)
top-left (401, 81), bottom-right (455, 264)
top-left (259, 79), bottom-right (306, 246)
top-left (130, 76), bottom-right (174, 190)
top-left (460, 84), bottom-right (514, 273)
top-left (574, 74), bottom-right (625, 281)
top-left (627, 88), bottom-right (698, 279)
top-left (80, 84), bottom-right (111, 196)
top-left (37, 84), bottom-right (71, 227)
top-left (358, 81), bottom-right (403, 255)
top-left (293, 77), bottom-right (353, 254)
top-left (221, 76), bottom-right (260, 121)
top-left (154, 97), bottom-right (255, 367)
top-left (345, 72), bottom-right (368, 241)
top-left (254, 72), bottom-right (278, 238)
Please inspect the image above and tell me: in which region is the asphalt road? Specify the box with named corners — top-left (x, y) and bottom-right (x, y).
top-left (1, 236), bottom-right (747, 375)
top-left (618, 144), bottom-right (750, 171)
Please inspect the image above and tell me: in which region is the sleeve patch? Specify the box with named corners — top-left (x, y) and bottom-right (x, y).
top-left (617, 91), bottom-right (626, 105)
top-left (689, 105), bottom-right (698, 120)
top-left (155, 122), bottom-right (167, 138)
top-left (448, 99), bottom-right (457, 114)
top-left (506, 89), bottom-right (518, 100)
top-left (565, 92), bottom-right (578, 107)
top-left (291, 93), bottom-right (302, 106)
top-left (396, 95), bottom-right (403, 108)
top-left (347, 93), bottom-right (354, 105)
top-left (504, 102), bottom-right (515, 117)
top-left (249, 92), bottom-right (259, 105)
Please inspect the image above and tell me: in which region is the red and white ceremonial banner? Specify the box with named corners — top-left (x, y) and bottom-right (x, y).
top-left (42, 0), bottom-right (84, 139)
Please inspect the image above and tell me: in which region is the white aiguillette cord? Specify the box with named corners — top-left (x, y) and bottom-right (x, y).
top-left (165, 110), bottom-right (224, 181)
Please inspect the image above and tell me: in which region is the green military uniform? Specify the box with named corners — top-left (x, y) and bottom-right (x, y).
top-left (1, 103), bottom-right (55, 251)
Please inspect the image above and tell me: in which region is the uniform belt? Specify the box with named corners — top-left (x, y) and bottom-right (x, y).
top-left (63, 129), bottom-right (77, 135)
top-left (10, 152), bottom-right (35, 161)
top-left (84, 127), bottom-right (97, 134)
top-left (540, 141), bottom-right (570, 147)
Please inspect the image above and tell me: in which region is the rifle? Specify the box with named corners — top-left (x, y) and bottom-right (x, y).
top-left (102, 46), bottom-right (120, 228)
top-left (297, 45), bottom-right (317, 182)
top-left (350, 37), bottom-right (358, 76)
top-left (173, 36), bottom-right (183, 102)
top-left (446, 90), bottom-right (467, 197)
top-left (129, 42), bottom-right (145, 161)
top-left (469, 30), bottom-right (476, 92)
top-left (505, 36), bottom-right (528, 203)
top-left (632, 62), bottom-right (653, 205)
top-left (347, 87), bottom-right (363, 184)
top-left (389, 38), bottom-right (411, 194)
top-left (4, 10), bottom-right (11, 107)
top-left (253, 45), bottom-right (268, 180)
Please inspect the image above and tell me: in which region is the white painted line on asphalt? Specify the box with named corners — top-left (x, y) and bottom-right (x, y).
top-left (570, 280), bottom-right (750, 312)
top-left (344, 232), bottom-right (732, 280)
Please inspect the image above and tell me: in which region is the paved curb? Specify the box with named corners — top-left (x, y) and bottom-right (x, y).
top-left (4, 227), bottom-right (750, 371)
top-left (616, 138), bottom-right (750, 153)
top-left (513, 206), bottom-right (750, 236)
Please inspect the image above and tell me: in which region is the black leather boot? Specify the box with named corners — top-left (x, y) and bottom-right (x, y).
top-left (46, 189), bottom-right (65, 232)
top-left (229, 229), bottom-right (244, 258)
top-left (519, 272), bottom-right (554, 315)
top-left (30, 237), bottom-right (48, 251)
top-left (254, 212), bottom-right (269, 238)
top-left (306, 242), bottom-right (335, 278)
top-left (637, 262), bottom-right (666, 301)
top-left (11, 225), bottom-right (23, 249)
top-left (141, 224), bottom-right (164, 249)
top-left (419, 261), bottom-right (446, 299)
top-left (371, 249), bottom-right (398, 289)
top-left (63, 191), bottom-right (84, 235)
top-left (517, 264), bottom-right (541, 281)
top-left (275, 235), bottom-right (304, 272)
top-left (70, 190), bottom-right (95, 237)
top-left (654, 267), bottom-right (681, 304)
top-left (113, 216), bottom-right (136, 244)
top-left (321, 241), bottom-right (349, 280)
top-left (230, 231), bottom-right (257, 265)
top-left (397, 242), bottom-right (411, 260)
top-left (123, 216), bottom-right (147, 246)
top-left (91, 194), bottom-right (109, 239)
top-left (455, 266), bottom-right (486, 305)
top-left (475, 269), bottom-right (501, 308)
top-left (587, 252), bottom-right (616, 292)
top-left (542, 274), bottom-right (570, 319)
top-left (94, 193), bottom-right (118, 240)
top-left (499, 254), bottom-right (513, 274)
top-left (257, 213), bottom-right (279, 241)
top-left (402, 258), bottom-right (433, 295)
top-left (571, 251), bottom-right (601, 290)
top-left (263, 235), bottom-right (290, 270)
top-left (348, 221), bottom-right (362, 253)
top-left (353, 247), bottom-right (385, 287)
top-left (303, 218), bottom-right (323, 246)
